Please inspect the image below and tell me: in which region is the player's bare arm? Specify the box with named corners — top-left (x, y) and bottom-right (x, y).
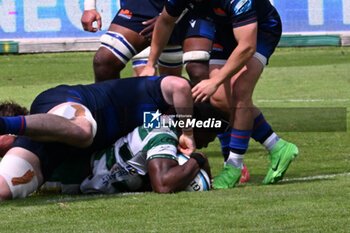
top-left (192, 22), bottom-right (258, 103)
top-left (160, 76), bottom-right (196, 155)
top-left (140, 9), bottom-right (178, 76)
top-left (147, 153), bottom-right (209, 193)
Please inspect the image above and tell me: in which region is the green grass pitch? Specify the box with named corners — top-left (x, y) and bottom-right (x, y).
top-left (0, 47), bottom-right (350, 232)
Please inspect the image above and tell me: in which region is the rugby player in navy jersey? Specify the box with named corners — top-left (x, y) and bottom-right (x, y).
top-left (0, 100), bottom-right (226, 198)
top-left (81, 0), bottom-right (215, 83)
top-left (0, 75), bottom-right (200, 200)
top-left (142, 0), bottom-right (299, 188)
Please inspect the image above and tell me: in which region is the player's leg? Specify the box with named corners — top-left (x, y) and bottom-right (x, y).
top-left (182, 37), bottom-right (212, 85)
top-left (0, 147), bottom-right (43, 200)
top-left (212, 25), bottom-right (298, 188)
top-left (177, 11), bottom-right (215, 84)
top-left (0, 102), bottom-right (97, 148)
top-left (93, 11), bottom-right (151, 82)
top-left (132, 46), bottom-right (183, 76)
top-left (132, 47), bottom-right (151, 76)
top-left (158, 45), bottom-right (183, 76)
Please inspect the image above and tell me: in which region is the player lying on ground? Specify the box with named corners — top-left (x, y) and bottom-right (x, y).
top-left (80, 123), bottom-right (214, 194)
top-left (79, 105), bottom-right (224, 194)
top-left (0, 75), bottom-right (204, 200)
top-left (0, 99), bottom-right (226, 198)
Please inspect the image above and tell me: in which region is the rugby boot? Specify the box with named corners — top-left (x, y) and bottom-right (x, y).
top-left (262, 139), bottom-right (299, 184)
top-left (212, 164), bottom-right (241, 189)
top-left (239, 164), bottom-right (250, 183)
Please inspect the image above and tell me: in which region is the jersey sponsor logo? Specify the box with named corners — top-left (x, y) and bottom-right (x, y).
top-left (11, 169), bottom-right (35, 186)
top-left (189, 19), bottom-right (196, 28)
top-left (233, 0), bottom-right (252, 15)
top-left (213, 8), bottom-right (227, 16)
top-left (118, 9), bottom-right (133, 20)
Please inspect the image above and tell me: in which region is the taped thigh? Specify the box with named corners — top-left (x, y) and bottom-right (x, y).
top-left (50, 103), bottom-right (97, 138)
top-left (183, 50), bottom-right (210, 65)
top-left (132, 47), bottom-right (150, 68)
top-left (0, 155), bottom-right (38, 199)
top-left (100, 31), bottom-right (137, 64)
top-left (158, 45), bottom-right (183, 68)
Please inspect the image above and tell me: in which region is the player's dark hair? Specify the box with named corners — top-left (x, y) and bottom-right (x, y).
top-left (0, 101), bottom-right (29, 117)
top-left (193, 101), bottom-right (230, 134)
top-left (192, 101), bottom-right (230, 148)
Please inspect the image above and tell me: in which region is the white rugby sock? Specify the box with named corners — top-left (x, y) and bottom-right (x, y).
top-left (263, 132), bottom-right (280, 151)
top-left (225, 151), bottom-right (244, 169)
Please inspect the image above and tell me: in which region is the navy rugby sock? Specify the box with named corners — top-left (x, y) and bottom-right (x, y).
top-left (251, 113), bottom-right (279, 151)
top-left (0, 116), bottom-right (26, 135)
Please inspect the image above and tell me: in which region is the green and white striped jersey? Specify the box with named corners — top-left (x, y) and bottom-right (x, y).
top-left (80, 125), bottom-right (178, 194)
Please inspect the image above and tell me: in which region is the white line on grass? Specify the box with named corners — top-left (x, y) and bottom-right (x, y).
top-left (33, 192), bottom-right (146, 204)
top-left (31, 173), bottom-right (350, 204)
top-left (257, 98), bottom-right (350, 103)
top-left (282, 172), bottom-right (350, 182)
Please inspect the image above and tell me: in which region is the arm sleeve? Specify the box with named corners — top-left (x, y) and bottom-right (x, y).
top-left (144, 133), bottom-right (178, 162)
top-left (228, 0), bottom-right (257, 28)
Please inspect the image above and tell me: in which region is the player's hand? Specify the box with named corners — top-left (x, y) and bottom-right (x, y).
top-left (178, 133), bottom-right (196, 156)
top-left (81, 10), bottom-right (102, 32)
top-left (195, 152), bottom-right (212, 180)
top-left (140, 65), bottom-right (157, 76)
top-left (191, 79), bottom-right (219, 103)
top-left (140, 16), bottom-right (159, 40)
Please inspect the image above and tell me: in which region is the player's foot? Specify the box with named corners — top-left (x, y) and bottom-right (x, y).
top-left (262, 139), bottom-right (299, 184)
top-left (240, 164), bottom-right (250, 183)
top-left (212, 164), bottom-right (241, 189)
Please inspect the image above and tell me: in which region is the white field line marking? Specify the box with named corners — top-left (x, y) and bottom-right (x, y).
top-left (282, 172), bottom-right (350, 182)
top-left (31, 173), bottom-right (350, 204)
top-left (257, 98), bottom-right (350, 103)
top-left (35, 192), bottom-right (146, 204)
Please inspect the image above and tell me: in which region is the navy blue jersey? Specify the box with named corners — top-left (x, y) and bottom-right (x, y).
top-left (212, 0), bottom-right (281, 35)
top-left (13, 76), bottom-right (172, 181)
top-left (167, 0), bottom-right (281, 34)
top-left (117, 0), bottom-right (165, 20)
top-left (166, 0), bottom-right (212, 18)
top-left (30, 76), bottom-right (170, 151)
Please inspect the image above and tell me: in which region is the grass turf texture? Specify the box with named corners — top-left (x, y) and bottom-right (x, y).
top-left (0, 47), bottom-right (350, 232)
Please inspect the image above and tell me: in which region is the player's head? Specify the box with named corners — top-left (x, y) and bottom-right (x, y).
top-left (0, 101), bottom-right (29, 157)
top-left (0, 101), bottom-right (29, 117)
top-left (192, 101), bottom-right (229, 149)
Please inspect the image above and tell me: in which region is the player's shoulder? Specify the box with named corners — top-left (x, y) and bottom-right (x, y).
top-left (225, 0), bottom-right (254, 16)
top-left (136, 125), bottom-right (178, 150)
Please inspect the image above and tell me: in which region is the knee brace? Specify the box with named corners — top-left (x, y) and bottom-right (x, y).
top-left (132, 47), bottom-right (151, 68)
top-left (182, 50), bottom-right (210, 65)
top-left (158, 45), bottom-right (183, 68)
top-left (51, 103), bottom-right (97, 138)
top-left (0, 155), bottom-right (39, 199)
top-left (100, 31), bottom-right (137, 64)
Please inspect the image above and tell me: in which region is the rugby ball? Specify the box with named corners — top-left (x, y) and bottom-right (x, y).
top-left (177, 154), bottom-right (211, 191)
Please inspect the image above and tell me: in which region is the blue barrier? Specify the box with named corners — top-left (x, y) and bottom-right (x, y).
top-left (0, 0), bottom-right (349, 39)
